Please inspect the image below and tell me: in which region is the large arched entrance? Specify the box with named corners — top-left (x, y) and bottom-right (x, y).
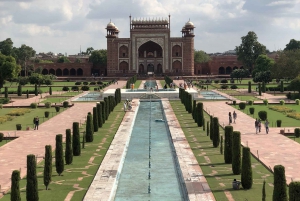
top-left (147, 64), bottom-right (154, 73)
top-left (138, 41), bottom-right (163, 74)
top-left (138, 64), bottom-right (144, 74)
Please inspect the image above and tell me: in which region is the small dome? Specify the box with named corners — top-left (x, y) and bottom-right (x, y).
top-left (107, 21), bottom-right (116, 29)
top-left (185, 20), bottom-right (194, 28)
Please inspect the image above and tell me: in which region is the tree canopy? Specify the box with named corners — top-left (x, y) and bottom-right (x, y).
top-left (0, 53), bottom-right (21, 88)
top-left (235, 31), bottom-right (266, 72)
top-left (230, 69), bottom-right (250, 83)
top-left (252, 54), bottom-right (274, 77)
top-left (89, 49), bottom-right (107, 66)
top-left (284, 39), bottom-right (300, 51)
top-left (253, 71), bottom-right (272, 83)
top-left (57, 56), bottom-right (70, 63)
top-left (0, 38), bottom-right (14, 56)
top-left (194, 50), bottom-right (211, 63)
top-left (271, 50), bottom-right (300, 79)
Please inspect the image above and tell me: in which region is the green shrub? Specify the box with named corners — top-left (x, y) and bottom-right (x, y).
top-left (239, 102), bottom-right (246, 110)
top-left (295, 128), bottom-right (300, 138)
top-left (221, 85), bottom-right (228, 89)
top-left (72, 122), bottom-right (81, 156)
top-left (224, 126), bottom-right (233, 164)
top-left (44, 111), bottom-right (50, 118)
top-left (100, 101), bottom-right (106, 124)
top-left (289, 181), bottom-right (300, 201)
top-left (232, 131), bottom-right (241, 175)
top-left (272, 165), bottom-right (287, 201)
top-left (97, 81), bottom-right (103, 85)
top-left (49, 86), bottom-right (52, 95)
top-left (17, 85), bottom-right (22, 96)
top-left (197, 102), bottom-right (204, 127)
top-left (65, 129), bottom-right (73, 165)
top-left (30, 103), bottom-right (37, 109)
top-left (34, 84), bottom-right (38, 96)
top-left (63, 101), bottom-right (69, 108)
top-left (248, 81), bottom-right (252, 93)
top-left (212, 117), bottom-right (219, 147)
top-left (44, 145), bottom-right (52, 190)
top-left (231, 85), bottom-right (238, 89)
top-left (280, 80), bottom-right (284, 92)
top-left (83, 81), bottom-right (88, 85)
top-left (75, 82), bottom-right (81, 85)
top-left (44, 102), bottom-right (51, 108)
top-left (0, 104), bottom-right (3, 109)
top-left (86, 113), bottom-right (94, 142)
top-left (7, 108), bottom-right (31, 116)
top-left (248, 100), bottom-right (253, 105)
top-left (55, 106), bottom-right (60, 112)
top-left (90, 81), bottom-right (96, 85)
top-left (263, 99), bottom-right (268, 105)
top-left (280, 100), bottom-right (285, 105)
top-left (241, 147), bottom-right (253, 189)
top-left (81, 86), bottom-right (90, 91)
top-left (258, 111), bottom-right (267, 121)
top-left (26, 154), bottom-right (38, 201)
top-left (249, 107), bottom-right (255, 115)
top-left (296, 99), bottom-right (300, 105)
top-left (0, 132), bottom-right (4, 142)
top-left (276, 120), bottom-right (282, 127)
top-left (16, 124), bottom-right (22, 130)
top-left (62, 86), bottom-right (69, 91)
top-left (233, 100), bottom-right (236, 105)
top-left (55, 134), bottom-right (64, 176)
top-left (11, 170), bottom-right (21, 201)
top-left (71, 86), bottom-right (79, 91)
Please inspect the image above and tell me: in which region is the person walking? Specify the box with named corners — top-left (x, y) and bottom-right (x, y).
top-left (233, 111), bottom-right (237, 123)
top-left (34, 116), bottom-right (39, 130)
top-left (265, 119), bottom-right (269, 134)
top-left (258, 119), bottom-right (262, 132)
top-left (255, 119), bottom-right (259, 134)
top-left (229, 112), bottom-right (232, 125)
top-left (123, 101), bottom-right (127, 112)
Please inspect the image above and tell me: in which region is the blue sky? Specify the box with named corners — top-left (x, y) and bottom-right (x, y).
top-left (0, 0), bottom-right (299, 54)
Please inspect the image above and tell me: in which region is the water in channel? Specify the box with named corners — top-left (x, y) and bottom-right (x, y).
top-left (113, 101), bottom-right (185, 201)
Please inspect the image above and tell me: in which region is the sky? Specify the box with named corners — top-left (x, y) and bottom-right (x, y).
top-left (0, 0), bottom-right (300, 55)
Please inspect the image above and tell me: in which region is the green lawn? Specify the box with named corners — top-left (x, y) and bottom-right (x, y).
top-left (231, 104), bottom-right (300, 127)
top-left (41, 97), bottom-right (70, 103)
top-left (0, 107), bottom-right (67, 130)
top-left (170, 101), bottom-right (274, 201)
top-left (1, 103), bottom-right (125, 201)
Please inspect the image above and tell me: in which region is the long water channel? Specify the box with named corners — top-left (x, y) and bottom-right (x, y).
top-left (113, 101), bottom-right (187, 201)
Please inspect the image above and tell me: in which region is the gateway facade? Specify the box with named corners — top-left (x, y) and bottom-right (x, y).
top-left (106, 16), bottom-right (195, 76)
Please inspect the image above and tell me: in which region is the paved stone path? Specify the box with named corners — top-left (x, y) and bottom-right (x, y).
top-left (202, 101), bottom-right (300, 183)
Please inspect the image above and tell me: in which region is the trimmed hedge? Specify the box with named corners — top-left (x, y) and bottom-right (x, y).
top-left (258, 111), bottom-right (267, 121)
top-left (239, 102), bottom-right (246, 110)
top-left (276, 120), bottom-right (282, 127)
top-left (248, 81), bottom-right (251, 93)
top-left (241, 147), bottom-right (253, 189)
top-left (65, 129), bottom-right (73, 165)
top-left (197, 102), bottom-right (204, 127)
top-left (62, 86), bottom-right (69, 91)
top-left (72, 122), bottom-right (81, 156)
top-left (280, 100), bottom-right (285, 105)
top-left (55, 134), bottom-right (64, 176)
top-left (44, 145), bottom-right (52, 190)
top-left (263, 99), bottom-right (268, 105)
top-left (272, 165), bottom-right (287, 201)
top-left (249, 107), bottom-right (255, 115)
top-left (63, 101), bottom-right (69, 108)
top-left (296, 99), bottom-right (300, 105)
top-left (289, 181), bottom-right (300, 201)
top-left (26, 154), bottom-right (38, 201)
top-left (212, 117), bottom-right (219, 147)
top-left (96, 103), bottom-right (103, 128)
top-left (232, 131), bottom-right (241, 175)
top-left (248, 100), bottom-right (253, 105)
top-left (224, 126), bottom-right (233, 164)
top-left (44, 102), bottom-right (51, 108)
top-left (44, 111), bottom-right (49, 118)
top-left (11, 170), bottom-right (21, 201)
top-left (295, 128), bottom-right (300, 138)
top-left (81, 86), bottom-right (90, 91)
top-left (93, 107), bottom-right (98, 132)
top-left (30, 103), bottom-right (37, 109)
top-left (86, 113), bottom-right (94, 142)
top-left (209, 115), bottom-right (214, 141)
top-left (55, 106), bottom-right (60, 112)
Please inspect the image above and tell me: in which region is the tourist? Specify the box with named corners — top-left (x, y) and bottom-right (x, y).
top-left (33, 116), bottom-right (39, 130)
top-left (123, 102), bottom-right (127, 112)
top-left (229, 112), bottom-right (232, 125)
top-left (255, 119), bottom-right (259, 134)
top-left (258, 119), bottom-right (262, 132)
top-left (265, 119), bottom-right (269, 134)
top-left (233, 111), bottom-right (237, 123)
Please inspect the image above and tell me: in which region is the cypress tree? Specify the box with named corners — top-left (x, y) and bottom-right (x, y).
top-left (280, 80), bottom-right (284, 92)
top-left (262, 180), bottom-right (266, 201)
top-left (49, 86), bottom-right (52, 95)
top-left (224, 126), bottom-right (233, 164)
top-left (248, 81), bottom-right (251, 93)
top-left (187, 94), bottom-right (192, 113)
top-left (210, 115), bottom-right (214, 140)
top-left (26, 154), bottom-right (38, 201)
top-left (93, 107), bottom-right (98, 132)
top-left (96, 103), bottom-right (103, 128)
top-left (192, 100), bottom-right (197, 122)
top-left (17, 85), bottom-right (22, 96)
top-left (289, 181), bottom-right (300, 201)
top-left (203, 118), bottom-right (205, 131)
top-left (44, 145), bottom-right (52, 190)
top-left (65, 129), bottom-right (73, 165)
top-left (72, 122), bottom-right (81, 156)
top-left (212, 117), bottom-right (219, 147)
top-left (207, 121), bottom-right (209, 136)
top-left (241, 147), bottom-right (253, 189)
top-left (258, 82), bottom-right (262, 96)
top-left (26, 89), bottom-right (29, 98)
top-left (55, 134), bottom-right (64, 176)
top-left (11, 170), bottom-right (21, 201)
top-left (196, 102), bottom-right (204, 127)
top-left (82, 132), bottom-right (85, 149)
top-left (232, 131), bottom-right (241, 175)
top-left (4, 86), bottom-right (8, 98)
top-left (34, 84), bottom-right (38, 96)
top-left (272, 165), bottom-right (287, 201)
top-left (104, 97), bottom-right (109, 120)
top-left (220, 135), bottom-right (223, 154)
top-left (100, 101), bottom-right (106, 124)
top-left (86, 113), bottom-right (94, 142)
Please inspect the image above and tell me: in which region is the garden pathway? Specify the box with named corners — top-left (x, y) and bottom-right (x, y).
top-left (203, 101), bottom-right (300, 184)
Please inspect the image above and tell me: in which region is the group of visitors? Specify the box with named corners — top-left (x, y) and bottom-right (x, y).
top-left (123, 99), bottom-right (132, 112)
top-left (255, 118), bottom-right (269, 134)
top-left (33, 116), bottom-right (39, 130)
top-left (228, 111), bottom-right (237, 125)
